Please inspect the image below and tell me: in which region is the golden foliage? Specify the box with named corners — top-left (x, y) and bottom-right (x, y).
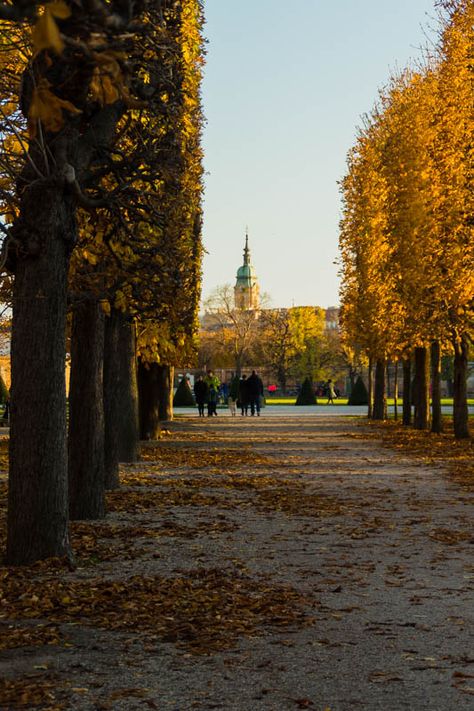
top-left (32, 1), bottom-right (71, 54)
top-left (28, 78), bottom-right (80, 136)
top-left (339, 1), bottom-right (474, 361)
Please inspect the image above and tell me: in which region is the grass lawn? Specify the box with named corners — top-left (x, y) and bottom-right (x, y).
top-left (264, 397), bottom-right (474, 407)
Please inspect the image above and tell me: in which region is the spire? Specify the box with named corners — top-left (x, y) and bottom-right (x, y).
top-left (243, 227), bottom-right (250, 266)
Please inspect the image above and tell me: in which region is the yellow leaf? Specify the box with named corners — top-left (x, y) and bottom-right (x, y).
top-left (48, 1), bottom-right (71, 19)
top-left (101, 301), bottom-right (111, 317)
top-left (32, 4), bottom-right (68, 54)
top-left (28, 79), bottom-right (81, 136)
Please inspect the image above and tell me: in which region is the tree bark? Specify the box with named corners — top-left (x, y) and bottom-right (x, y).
top-left (103, 310), bottom-right (121, 489)
top-left (393, 361), bottom-right (399, 421)
top-left (138, 360), bottom-right (161, 440)
top-left (453, 334), bottom-right (470, 439)
top-left (367, 358), bottom-right (374, 419)
top-left (116, 316), bottom-right (139, 462)
top-left (7, 183), bottom-right (74, 565)
top-left (157, 364), bottom-right (174, 421)
top-left (372, 359), bottom-right (387, 420)
top-left (413, 347), bottom-right (430, 430)
top-left (402, 357), bottom-right (411, 426)
top-left (430, 340), bottom-right (443, 434)
top-left (68, 300), bottom-right (106, 520)
top-left (103, 310), bottom-right (139, 468)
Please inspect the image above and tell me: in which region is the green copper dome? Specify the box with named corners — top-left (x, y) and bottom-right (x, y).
top-left (236, 263), bottom-right (256, 283)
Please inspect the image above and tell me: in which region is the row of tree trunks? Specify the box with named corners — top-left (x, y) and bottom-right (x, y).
top-left (68, 306), bottom-right (138, 519)
top-left (402, 341), bottom-right (469, 439)
top-left (69, 308), bottom-right (176, 521)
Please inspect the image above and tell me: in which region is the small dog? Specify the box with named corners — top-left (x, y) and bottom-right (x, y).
top-left (228, 397), bottom-right (237, 416)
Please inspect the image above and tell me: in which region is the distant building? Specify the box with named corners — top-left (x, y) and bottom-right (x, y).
top-left (324, 306), bottom-right (339, 331)
top-left (234, 230), bottom-right (260, 310)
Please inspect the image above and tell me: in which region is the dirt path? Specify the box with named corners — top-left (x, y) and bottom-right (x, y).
top-left (1, 415), bottom-right (473, 710)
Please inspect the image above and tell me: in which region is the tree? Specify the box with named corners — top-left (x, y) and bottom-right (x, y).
top-left (259, 306), bottom-right (325, 393)
top-left (202, 284), bottom-right (265, 375)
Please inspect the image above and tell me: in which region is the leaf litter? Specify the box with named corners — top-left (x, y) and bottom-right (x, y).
top-left (0, 417), bottom-right (473, 709)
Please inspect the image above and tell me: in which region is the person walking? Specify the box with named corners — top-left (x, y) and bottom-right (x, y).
top-left (238, 374), bottom-right (250, 416)
top-left (205, 370), bottom-right (220, 416)
top-left (246, 370), bottom-right (264, 416)
top-left (326, 379), bottom-right (337, 405)
top-left (193, 375), bottom-right (208, 417)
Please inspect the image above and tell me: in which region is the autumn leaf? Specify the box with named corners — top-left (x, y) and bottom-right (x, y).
top-left (32, 1), bottom-right (71, 55)
top-left (28, 79), bottom-right (80, 137)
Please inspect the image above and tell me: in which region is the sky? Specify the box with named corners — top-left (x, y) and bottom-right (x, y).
top-left (200, 0), bottom-right (439, 309)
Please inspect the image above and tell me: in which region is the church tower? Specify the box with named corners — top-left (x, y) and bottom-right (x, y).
top-left (234, 230), bottom-right (260, 310)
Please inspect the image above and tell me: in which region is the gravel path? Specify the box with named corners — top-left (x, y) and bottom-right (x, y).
top-left (1, 415), bottom-right (473, 710)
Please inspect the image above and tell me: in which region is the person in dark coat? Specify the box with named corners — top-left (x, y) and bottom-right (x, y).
top-left (246, 370), bottom-right (264, 416)
top-left (193, 375), bottom-right (208, 417)
top-left (238, 374), bottom-right (250, 416)
top-left (204, 370), bottom-right (220, 416)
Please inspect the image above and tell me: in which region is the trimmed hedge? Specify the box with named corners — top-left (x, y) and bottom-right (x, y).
top-left (348, 376), bottom-right (368, 405)
top-left (295, 377), bottom-right (317, 406)
top-left (173, 377), bottom-right (195, 407)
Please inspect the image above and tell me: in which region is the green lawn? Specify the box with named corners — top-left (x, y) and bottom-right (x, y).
top-left (264, 397), bottom-right (474, 407)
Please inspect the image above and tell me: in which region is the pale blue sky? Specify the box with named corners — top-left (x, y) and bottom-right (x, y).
top-left (201, 0), bottom-right (438, 308)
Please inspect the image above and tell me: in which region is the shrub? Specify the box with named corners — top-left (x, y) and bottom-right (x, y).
top-left (348, 376), bottom-right (368, 405)
top-left (173, 377), bottom-right (195, 407)
top-left (295, 377), bottom-right (317, 405)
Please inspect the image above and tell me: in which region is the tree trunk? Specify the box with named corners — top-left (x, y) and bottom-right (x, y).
top-left (413, 347), bottom-right (430, 430)
top-left (103, 310), bottom-right (139, 480)
top-left (157, 364), bottom-right (174, 421)
top-left (103, 310), bottom-right (121, 489)
top-left (367, 358), bottom-right (374, 419)
top-left (7, 183), bottom-right (74, 565)
top-left (402, 358), bottom-right (411, 426)
top-left (372, 359), bottom-right (387, 420)
top-left (116, 316), bottom-right (139, 462)
top-left (279, 373), bottom-right (287, 395)
top-left (430, 340), bottom-right (443, 435)
top-left (68, 300), bottom-right (106, 520)
top-left (453, 334), bottom-right (470, 439)
top-left (138, 360), bottom-right (161, 440)
top-left (235, 355), bottom-right (242, 378)
top-left (393, 361), bottom-right (399, 422)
